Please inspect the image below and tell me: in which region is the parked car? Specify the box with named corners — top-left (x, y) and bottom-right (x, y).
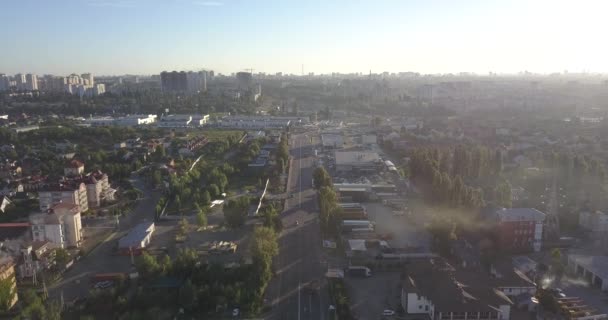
top-left (382, 309), bottom-right (395, 316)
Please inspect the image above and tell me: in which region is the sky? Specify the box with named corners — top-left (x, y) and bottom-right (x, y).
top-left (1, 0), bottom-right (608, 76)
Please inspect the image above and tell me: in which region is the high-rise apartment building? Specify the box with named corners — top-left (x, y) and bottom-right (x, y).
top-left (236, 71), bottom-right (253, 90)
top-left (25, 74), bottom-right (38, 91)
top-left (161, 71), bottom-right (188, 92)
top-left (15, 73), bottom-right (26, 90)
top-left (81, 73), bottom-right (94, 86)
top-left (0, 74), bottom-right (10, 91)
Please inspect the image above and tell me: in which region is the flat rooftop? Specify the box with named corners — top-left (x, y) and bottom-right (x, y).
top-left (334, 151), bottom-right (381, 165)
top-left (568, 255), bottom-right (608, 280)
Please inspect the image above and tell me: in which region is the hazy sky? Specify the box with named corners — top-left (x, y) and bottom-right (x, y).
top-left (1, 0), bottom-right (607, 75)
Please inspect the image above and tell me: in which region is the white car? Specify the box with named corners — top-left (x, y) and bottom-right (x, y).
top-left (382, 309), bottom-right (396, 316)
top-left (232, 308), bottom-right (240, 317)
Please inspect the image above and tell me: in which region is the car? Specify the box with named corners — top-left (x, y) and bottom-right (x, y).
top-left (382, 310), bottom-right (396, 316)
top-left (94, 281), bottom-right (113, 289)
top-left (232, 308), bottom-right (240, 317)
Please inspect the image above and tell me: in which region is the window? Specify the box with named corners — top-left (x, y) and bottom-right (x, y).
top-left (419, 305), bottom-right (422, 309)
top-left (508, 288), bottom-right (512, 292)
top-left (425, 305), bottom-right (429, 311)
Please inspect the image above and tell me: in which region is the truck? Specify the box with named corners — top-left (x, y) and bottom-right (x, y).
top-left (347, 266), bottom-right (372, 277)
top-left (341, 220), bottom-right (374, 232)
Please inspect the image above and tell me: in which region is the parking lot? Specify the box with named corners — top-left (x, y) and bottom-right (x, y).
top-left (346, 271), bottom-right (402, 320)
top-left (365, 203), bottom-right (430, 250)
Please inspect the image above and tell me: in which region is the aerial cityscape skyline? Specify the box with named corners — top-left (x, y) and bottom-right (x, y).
top-left (2, 0), bottom-right (608, 75)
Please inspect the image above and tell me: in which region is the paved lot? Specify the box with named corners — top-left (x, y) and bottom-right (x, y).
top-left (346, 271), bottom-right (401, 320)
top-left (365, 203), bottom-right (430, 250)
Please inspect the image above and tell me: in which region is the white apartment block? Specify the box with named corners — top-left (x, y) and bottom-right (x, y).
top-left (38, 183), bottom-right (88, 212)
top-left (30, 203), bottom-right (83, 248)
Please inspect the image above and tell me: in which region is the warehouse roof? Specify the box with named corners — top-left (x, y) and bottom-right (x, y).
top-left (118, 221), bottom-right (154, 249)
top-left (335, 151), bottom-right (382, 165)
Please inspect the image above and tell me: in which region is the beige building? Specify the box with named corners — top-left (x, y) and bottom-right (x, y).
top-left (64, 159), bottom-right (85, 177)
top-left (82, 171), bottom-right (113, 208)
top-left (0, 257), bottom-right (17, 309)
top-left (30, 203), bottom-right (83, 248)
top-left (38, 182), bottom-right (88, 212)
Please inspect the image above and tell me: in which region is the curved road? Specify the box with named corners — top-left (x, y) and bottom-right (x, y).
top-left (48, 175), bottom-right (160, 303)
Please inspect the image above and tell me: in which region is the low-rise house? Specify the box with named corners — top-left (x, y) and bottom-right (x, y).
top-left (401, 258), bottom-right (513, 319)
top-left (0, 181), bottom-right (23, 197)
top-left (30, 203), bottom-right (83, 248)
top-left (17, 241), bottom-right (54, 281)
top-left (64, 159), bottom-right (85, 177)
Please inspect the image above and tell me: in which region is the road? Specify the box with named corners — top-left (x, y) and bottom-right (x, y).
top-left (265, 132), bottom-right (328, 320)
top-left (48, 174), bottom-right (161, 302)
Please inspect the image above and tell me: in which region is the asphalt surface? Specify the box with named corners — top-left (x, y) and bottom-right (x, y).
top-left (48, 174), bottom-right (161, 302)
top-left (265, 132), bottom-right (328, 320)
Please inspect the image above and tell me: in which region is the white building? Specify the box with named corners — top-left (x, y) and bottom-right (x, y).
top-left (192, 114), bottom-right (210, 126)
top-left (567, 255), bottom-right (608, 292)
top-left (579, 211), bottom-right (608, 232)
top-left (186, 71), bottom-right (207, 93)
top-left (118, 222), bottom-right (155, 252)
top-left (218, 116), bottom-right (292, 129)
top-left (361, 134), bottom-right (377, 145)
top-left (321, 134), bottom-right (344, 149)
top-left (334, 151), bottom-right (383, 172)
top-left (81, 73), bottom-right (94, 86)
top-left (38, 182), bottom-right (89, 212)
top-left (93, 83), bottom-right (105, 95)
top-left (25, 74), bottom-right (38, 91)
top-left (115, 114), bottom-right (157, 126)
top-left (157, 114), bottom-right (192, 128)
top-left (30, 203), bottom-right (83, 248)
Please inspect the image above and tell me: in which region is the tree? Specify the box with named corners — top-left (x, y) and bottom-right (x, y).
top-left (135, 252), bottom-right (159, 279)
top-left (208, 184), bottom-right (220, 198)
top-left (551, 248), bottom-right (564, 283)
top-left (152, 170), bottom-right (162, 186)
top-left (0, 276), bottom-right (15, 312)
top-left (54, 248), bottom-right (71, 270)
top-left (196, 210), bottom-right (207, 228)
top-left (313, 167), bottom-right (332, 189)
top-left (179, 279), bottom-right (197, 311)
top-left (201, 190), bottom-right (211, 205)
top-left (493, 149), bottom-right (503, 175)
top-left (223, 197), bottom-right (250, 228)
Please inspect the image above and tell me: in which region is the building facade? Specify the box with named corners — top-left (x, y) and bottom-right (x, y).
top-left (30, 203), bottom-right (83, 248)
top-left (495, 208), bottom-right (545, 252)
top-left (38, 182), bottom-right (88, 212)
top-left (0, 258), bottom-right (17, 309)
